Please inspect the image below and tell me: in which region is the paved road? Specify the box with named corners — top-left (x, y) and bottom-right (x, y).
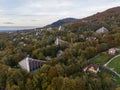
top-left (88, 53), bottom-right (120, 78)
top-left (104, 54), bottom-right (120, 67)
top-left (103, 66), bottom-right (120, 78)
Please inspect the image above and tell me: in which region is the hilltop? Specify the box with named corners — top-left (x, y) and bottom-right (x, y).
top-left (65, 6), bottom-right (120, 32)
top-left (44, 18), bottom-right (79, 28)
top-left (37, 6), bottom-right (120, 32)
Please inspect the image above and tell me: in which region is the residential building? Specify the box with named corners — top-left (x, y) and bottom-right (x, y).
top-left (96, 26), bottom-right (109, 33)
top-left (86, 36), bottom-right (97, 41)
top-left (58, 26), bottom-right (62, 31)
top-left (58, 26), bottom-right (64, 31)
top-left (83, 64), bottom-right (99, 74)
top-left (55, 38), bottom-right (68, 45)
top-left (55, 38), bottom-right (62, 45)
top-left (45, 56), bottom-right (51, 60)
top-left (19, 56), bottom-right (46, 72)
top-left (57, 50), bottom-right (63, 57)
top-left (47, 27), bottom-right (52, 30)
top-left (108, 48), bottom-right (116, 55)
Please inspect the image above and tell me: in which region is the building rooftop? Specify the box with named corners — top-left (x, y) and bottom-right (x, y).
top-left (96, 26), bottom-right (109, 33)
top-left (19, 56), bottom-right (46, 72)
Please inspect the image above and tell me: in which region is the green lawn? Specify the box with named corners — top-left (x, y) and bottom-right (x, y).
top-left (89, 54), bottom-right (112, 65)
top-left (89, 53), bottom-right (120, 84)
top-left (114, 75), bottom-right (120, 84)
top-left (108, 56), bottom-right (120, 74)
top-left (107, 71), bottom-right (120, 85)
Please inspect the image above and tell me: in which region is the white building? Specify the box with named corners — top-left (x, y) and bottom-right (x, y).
top-left (96, 27), bottom-right (109, 33)
top-left (108, 48), bottom-right (116, 55)
top-left (47, 27), bottom-right (52, 30)
top-left (19, 56), bottom-right (46, 72)
top-left (58, 26), bottom-right (62, 31)
top-left (55, 38), bottom-right (62, 45)
top-left (57, 50), bottom-right (63, 57)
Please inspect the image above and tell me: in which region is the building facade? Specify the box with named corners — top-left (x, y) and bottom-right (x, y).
top-left (19, 56), bottom-right (46, 72)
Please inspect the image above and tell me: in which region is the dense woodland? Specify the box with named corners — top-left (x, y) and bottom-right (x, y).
top-left (0, 7), bottom-right (120, 90)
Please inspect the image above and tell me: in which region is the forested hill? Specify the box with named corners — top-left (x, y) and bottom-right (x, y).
top-left (84, 6), bottom-right (120, 20)
top-left (38, 18), bottom-right (79, 29)
top-left (65, 6), bottom-right (120, 32)
top-left (0, 6), bottom-right (120, 90)
top-left (37, 6), bottom-right (120, 31)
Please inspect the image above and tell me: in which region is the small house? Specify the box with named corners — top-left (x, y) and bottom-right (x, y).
top-left (83, 64), bottom-right (99, 74)
top-left (57, 50), bottom-right (63, 57)
top-left (108, 48), bottom-right (116, 55)
top-left (13, 38), bottom-right (17, 42)
top-left (55, 38), bottom-right (68, 45)
top-left (58, 26), bottom-right (64, 31)
top-left (82, 20), bottom-right (88, 23)
top-left (86, 36), bottom-right (97, 41)
top-left (58, 26), bottom-right (62, 31)
top-left (45, 56), bottom-right (51, 60)
top-left (19, 41), bottom-right (24, 45)
top-left (55, 38), bottom-right (62, 45)
top-left (35, 32), bottom-right (40, 37)
top-left (47, 27), bottom-right (52, 30)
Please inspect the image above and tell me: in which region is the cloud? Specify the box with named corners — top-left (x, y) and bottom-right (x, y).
top-left (3, 22), bottom-right (14, 24)
top-left (31, 19), bottom-right (41, 22)
top-left (0, 0), bottom-right (120, 26)
top-left (28, 0), bottom-right (73, 9)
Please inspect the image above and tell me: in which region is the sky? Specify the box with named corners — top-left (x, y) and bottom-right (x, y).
top-left (0, 0), bottom-right (120, 27)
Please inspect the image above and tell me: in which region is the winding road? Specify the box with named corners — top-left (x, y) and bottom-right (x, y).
top-left (103, 54), bottom-right (120, 78)
top-left (104, 54), bottom-right (120, 67)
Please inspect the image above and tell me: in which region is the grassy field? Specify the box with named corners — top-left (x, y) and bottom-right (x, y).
top-left (89, 53), bottom-right (120, 84)
top-left (89, 54), bottom-right (112, 65)
top-left (108, 56), bottom-right (120, 74)
top-left (107, 71), bottom-right (120, 85)
top-left (114, 75), bottom-right (120, 84)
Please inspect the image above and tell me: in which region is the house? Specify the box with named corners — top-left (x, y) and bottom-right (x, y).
top-left (86, 36), bottom-right (97, 41)
top-left (57, 50), bottom-right (63, 57)
top-left (19, 41), bottom-right (24, 45)
top-left (55, 38), bottom-right (68, 45)
top-left (83, 64), bottom-right (99, 74)
top-left (82, 20), bottom-right (88, 23)
top-left (47, 27), bottom-right (52, 30)
top-left (13, 38), bottom-right (17, 41)
top-left (80, 34), bottom-right (84, 38)
top-left (96, 26), bottom-right (109, 33)
top-left (21, 37), bottom-right (24, 40)
top-left (108, 48), bottom-right (117, 55)
top-left (58, 26), bottom-right (64, 31)
top-left (58, 26), bottom-right (62, 31)
top-left (35, 32), bottom-right (40, 37)
top-left (40, 28), bottom-right (44, 31)
top-left (45, 56), bottom-right (51, 60)
top-left (55, 38), bottom-right (63, 45)
top-left (18, 56), bottom-right (46, 72)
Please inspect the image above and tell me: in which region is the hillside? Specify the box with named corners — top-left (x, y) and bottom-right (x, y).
top-left (37, 6), bottom-right (120, 31)
top-left (84, 6), bottom-right (120, 20)
top-left (45, 18), bottom-right (79, 28)
top-left (65, 6), bottom-right (120, 32)
top-left (0, 6), bottom-right (120, 90)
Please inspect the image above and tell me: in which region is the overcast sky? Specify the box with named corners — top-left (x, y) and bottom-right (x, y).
top-left (0, 0), bottom-right (120, 26)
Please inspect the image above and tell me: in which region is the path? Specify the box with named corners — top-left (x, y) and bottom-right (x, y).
top-left (103, 66), bottom-right (120, 78)
top-left (103, 54), bottom-right (120, 78)
top-left (88, 53), bottom-right (120, 78)
top-left (104, 54), bottom-right (120, 67)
